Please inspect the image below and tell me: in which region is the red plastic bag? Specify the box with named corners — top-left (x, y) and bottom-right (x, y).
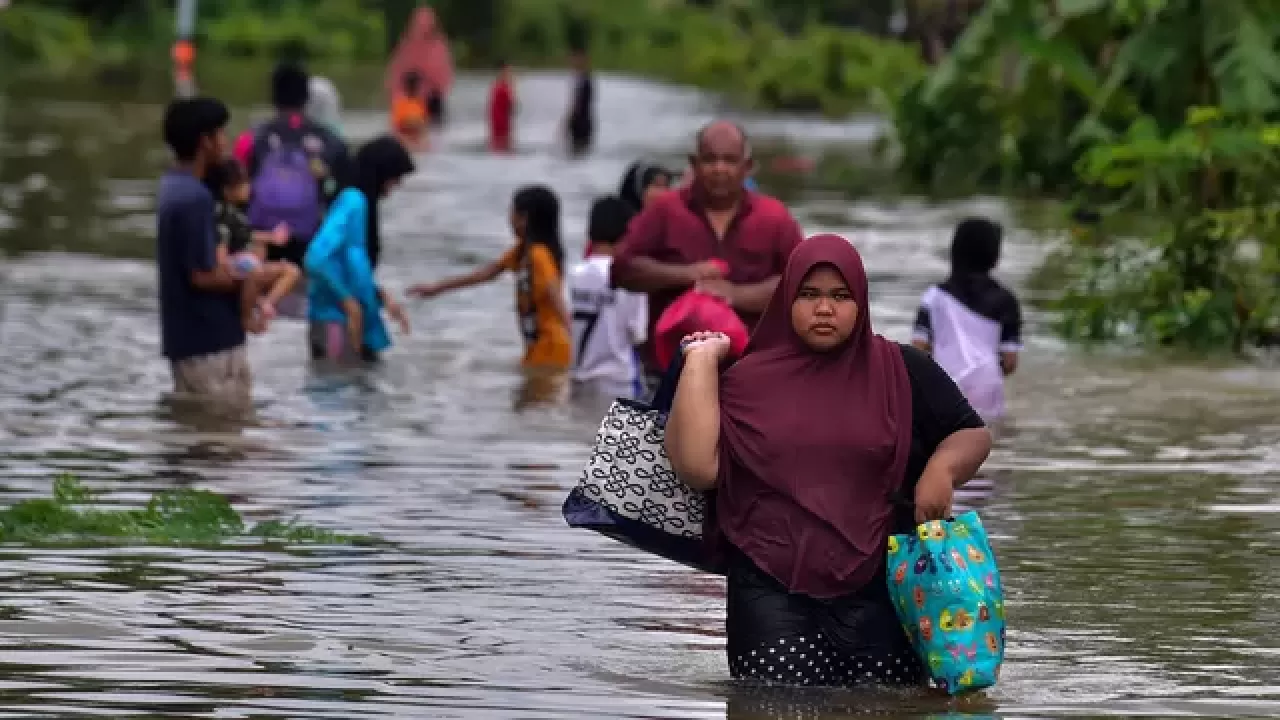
top-left (653, 261), bottom-right (749, 371)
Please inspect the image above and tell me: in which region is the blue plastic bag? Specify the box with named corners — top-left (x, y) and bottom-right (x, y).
top-left (885, 511), bottom-right (1005, 694)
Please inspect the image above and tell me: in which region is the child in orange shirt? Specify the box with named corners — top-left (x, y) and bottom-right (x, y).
top-left (407, 185), bottom-right (572, 369)
top-left (391, 70), bottom-right (428, 151)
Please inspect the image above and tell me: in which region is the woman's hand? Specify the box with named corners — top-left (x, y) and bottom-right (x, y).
top-left (384, 297), bottom-right (411, 334)
top-left (341, 297), bottom-right (363, 350)
top-left (913, 471), bottom-right (954, 525)
top-left (681, 331), bottom-right (732, 361)
top-left (406, 283), bottom-right (440, 299)
top-left (269, 223), bottom-right (291, 246)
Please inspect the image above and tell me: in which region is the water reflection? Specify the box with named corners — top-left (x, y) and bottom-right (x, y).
top-left (0, 65), bottom-right (1277, 718)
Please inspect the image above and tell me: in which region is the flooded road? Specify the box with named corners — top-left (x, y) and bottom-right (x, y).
top-left (0, 66), bottom-right (1277, 718)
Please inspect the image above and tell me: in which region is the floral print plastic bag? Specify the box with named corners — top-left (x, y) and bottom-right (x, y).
top-left (886, 510), bottom-right (1006, 695)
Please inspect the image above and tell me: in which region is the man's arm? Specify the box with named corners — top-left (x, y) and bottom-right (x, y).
top-left (611, 203), bottom-right (695, 292)
top-left (698, 213), bottom-right (800, 312)
top-left (186, 197), bottom-right (237, 292)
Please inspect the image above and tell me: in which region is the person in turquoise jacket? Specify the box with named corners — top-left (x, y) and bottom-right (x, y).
top-left (304, 135), bottom-right (414, 362)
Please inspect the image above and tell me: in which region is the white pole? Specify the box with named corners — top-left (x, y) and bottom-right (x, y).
top-left (176, 0), bottom-right (198, 40)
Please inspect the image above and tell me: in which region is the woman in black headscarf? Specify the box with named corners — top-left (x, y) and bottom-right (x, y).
top-left (618, 161), bottom-right (672, 212)
top-left (304, 135), bottom-right (415, 362)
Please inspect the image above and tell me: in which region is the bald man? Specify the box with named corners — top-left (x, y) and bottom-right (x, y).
top-left (612, 121), bottom-right (804, 379)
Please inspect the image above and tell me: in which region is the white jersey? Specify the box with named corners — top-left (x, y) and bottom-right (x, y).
top-left (912, 277), bottom-right (1022, 422)
top-left (568, 256), bottom-right (648, 394)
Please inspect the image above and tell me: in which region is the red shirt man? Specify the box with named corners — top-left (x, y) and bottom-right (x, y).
top-left (489, 62), bottom-right (515, 152)
top-left (611, 121), bottom-right (804, 372)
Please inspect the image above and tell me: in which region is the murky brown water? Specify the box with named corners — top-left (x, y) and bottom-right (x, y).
top-left (0, 64), bottom-right (1277, 719)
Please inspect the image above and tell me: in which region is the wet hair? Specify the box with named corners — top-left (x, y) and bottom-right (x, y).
top-left (618, 161), bottom-right (672, 212)
top-left (354, 135), bottom-right (416, 268)
top-left (588, 196), bottom-right (635, 245)
top-left (162, 96), bottom-right (230, 162)
top-left (402, 70), bottom-right (423, 95)
top-left (950, 217), bottom-right (1003, 275)
top-left (513, 185), bottom-right (565, 275)
top-left (694, 120), bottom-right (751, 158)
top-left (204, 158), bottom-right (248, 199)
top-left (271, 62), bottom-right (310, 109)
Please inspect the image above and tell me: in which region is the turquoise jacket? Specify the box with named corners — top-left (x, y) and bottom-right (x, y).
top-left (303, 188), bottom-right (391, 353)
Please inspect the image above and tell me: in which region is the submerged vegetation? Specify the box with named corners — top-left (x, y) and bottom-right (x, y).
top-left (0, 476), bottom-right (379, 546)
top-left (886, 0), bottom-right (1280, 351)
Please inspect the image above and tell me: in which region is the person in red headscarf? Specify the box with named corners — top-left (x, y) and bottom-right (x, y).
top-left (665, 233), bottom-right (992, 687)
top-left (385, 7), bottom-right (454, 125)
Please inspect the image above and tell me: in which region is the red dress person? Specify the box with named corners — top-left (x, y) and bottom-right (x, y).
top-left (489, 64), bottom-right (515, 152)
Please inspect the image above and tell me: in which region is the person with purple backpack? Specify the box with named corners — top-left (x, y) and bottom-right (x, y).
top-left (246, 63), bottom-right (353, 268)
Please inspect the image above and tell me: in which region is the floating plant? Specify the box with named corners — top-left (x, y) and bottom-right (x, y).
top-left (0, 476), bottom-right (380, 546)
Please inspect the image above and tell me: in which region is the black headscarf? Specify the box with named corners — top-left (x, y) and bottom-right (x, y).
top-left (941, 216), bottom-right (1004, 311)
top-left (354, 135), bottom-right (415, 269)
top-left (949, 216), bottom-right (1002, 277)
top-left (618, 161), bottom-right (670, 212)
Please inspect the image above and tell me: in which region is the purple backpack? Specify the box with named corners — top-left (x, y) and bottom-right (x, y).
top-left (248, 130), bottom-right (322, 239)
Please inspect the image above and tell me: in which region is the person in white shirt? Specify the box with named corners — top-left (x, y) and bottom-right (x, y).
top-left (911, 217), bottom-right (1022, 425)
top-left (569, 196), bottom-right (648, 398)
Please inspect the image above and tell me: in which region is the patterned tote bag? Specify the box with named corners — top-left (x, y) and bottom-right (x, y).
top-left (562, 355), bottom-right (719, 572)
top-left (885, 511), bottom-right (1006, 695)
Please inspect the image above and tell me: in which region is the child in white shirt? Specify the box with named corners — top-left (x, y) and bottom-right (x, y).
top-left (912, 217), bottom-right (1023, 423)
top-left (569, 196), bottom-right (648, 398)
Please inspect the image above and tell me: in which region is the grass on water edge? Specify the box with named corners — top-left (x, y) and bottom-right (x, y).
top-left (0, 475), bottom-right (381, 547)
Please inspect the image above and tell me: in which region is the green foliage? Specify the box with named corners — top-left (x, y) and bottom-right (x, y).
top-left (201, 0), bottom-right (385, 61)
top-left (0, 5), bottom-right (95, 72)
top-left (0, 476), bottom-right (380, 546)
top-left (1054, 108), bottom-right (1280, 349)
top-left (889, 0), bottom-right (1280, 351)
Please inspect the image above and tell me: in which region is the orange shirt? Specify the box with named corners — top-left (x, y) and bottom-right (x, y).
top-left (500, 243), bottom-right (571, 369)
top-left (391, 95), bottom-right (426, 134)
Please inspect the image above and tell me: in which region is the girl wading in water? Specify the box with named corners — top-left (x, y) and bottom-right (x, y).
top-left (304, 136), bottom-right (414, 362)
top-left (666, 233), bottom-right (992, 687)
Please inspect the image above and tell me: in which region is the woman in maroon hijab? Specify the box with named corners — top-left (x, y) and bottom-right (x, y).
top-left (666, 233), bottom-right (992, 687)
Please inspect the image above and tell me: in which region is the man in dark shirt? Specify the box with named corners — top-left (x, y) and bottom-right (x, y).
top-left (564, 50), bottom-right (594, 154)
top-left (157, 96), bottom-right (250, 402)
top-left (612, 120), bottom-right (805, 376)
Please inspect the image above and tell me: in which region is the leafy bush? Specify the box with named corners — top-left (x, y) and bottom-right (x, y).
top-left (202, 0), bottom-right (385, 60)
top-left (1054, 108), bottom-right (1280, 349)
top-left (890, 0), bottom-right (1280, 350)
top-left (0, 5), bottom-right (94, 72)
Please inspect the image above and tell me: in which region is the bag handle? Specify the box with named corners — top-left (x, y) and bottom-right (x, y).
top-left (649, 351), bottom-right (686, 413)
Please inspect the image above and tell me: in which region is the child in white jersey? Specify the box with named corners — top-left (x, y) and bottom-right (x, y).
top-left (912, 217), bottom-right (1022, 423)
top-left (569, 196), bottom-right (648, 398)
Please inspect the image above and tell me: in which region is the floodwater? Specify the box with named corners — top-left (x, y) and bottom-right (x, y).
top-left (0, 65), bottom-right (1277, 719)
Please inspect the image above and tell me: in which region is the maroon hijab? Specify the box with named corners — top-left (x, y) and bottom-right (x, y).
top-left (715, 233), bottom-right (913, 598)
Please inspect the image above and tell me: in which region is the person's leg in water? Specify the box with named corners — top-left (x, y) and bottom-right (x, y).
top-left (255, 261), bottom-right (302, 319)
top-left (236, 261), bottom-right (267, 334)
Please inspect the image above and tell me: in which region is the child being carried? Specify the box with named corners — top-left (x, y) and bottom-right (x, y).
top-left (206, 159), bottom-right (301, 333)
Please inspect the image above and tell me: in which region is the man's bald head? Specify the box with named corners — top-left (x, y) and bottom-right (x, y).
top-left (690, 120), bottom-right (753, 205)
top-left (695, 120), bottom-right (750, 158)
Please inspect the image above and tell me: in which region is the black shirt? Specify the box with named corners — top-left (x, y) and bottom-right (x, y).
top-left (569, 72), bottom-right (593, 132)
top-left (215, 202), bottom-right (253, 254)
top-left (895, 343), bottom-right (986, 529)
